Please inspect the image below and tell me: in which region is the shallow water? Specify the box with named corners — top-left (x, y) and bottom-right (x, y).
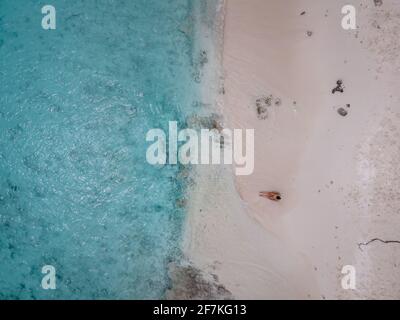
top-left (0, 0), bottom-right (202, 299)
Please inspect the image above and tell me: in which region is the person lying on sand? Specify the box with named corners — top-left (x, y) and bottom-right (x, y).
top-left (259, 191), bottom-right (282, 201)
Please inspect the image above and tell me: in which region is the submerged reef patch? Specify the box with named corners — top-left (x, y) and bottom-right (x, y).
top-left (166, 262), bottom-right (233, 300)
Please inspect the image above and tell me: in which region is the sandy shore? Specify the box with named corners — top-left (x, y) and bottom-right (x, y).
top-left (179, 0), bottom-right (400, 299)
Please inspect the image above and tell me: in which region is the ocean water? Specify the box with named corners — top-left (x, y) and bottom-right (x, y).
top-left (0, 0), bottom-right (207, 299)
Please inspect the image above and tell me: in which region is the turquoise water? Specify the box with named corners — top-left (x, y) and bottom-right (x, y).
top-left (0, 0), bottom-right (202, 299)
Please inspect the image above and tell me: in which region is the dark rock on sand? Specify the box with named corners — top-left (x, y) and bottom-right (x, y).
top-left (338, 107), bottom-right (348, 117)
top-left (332, 80), bottom-right (344, 94)
top-left (256, 94), bottom-right (281, 120)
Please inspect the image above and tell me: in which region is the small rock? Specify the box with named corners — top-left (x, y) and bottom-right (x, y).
top-left (306, 31), bottom-right (313, 37)
top-left (332, 80), bottom-right (344, 94)
top-left (337, 107), bottom-right (348, 117)
top-left (374, 0), bottom-right (383, 7)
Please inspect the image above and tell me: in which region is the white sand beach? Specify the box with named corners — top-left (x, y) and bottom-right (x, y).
top-left (180, 0), bottom-right (400, 299)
